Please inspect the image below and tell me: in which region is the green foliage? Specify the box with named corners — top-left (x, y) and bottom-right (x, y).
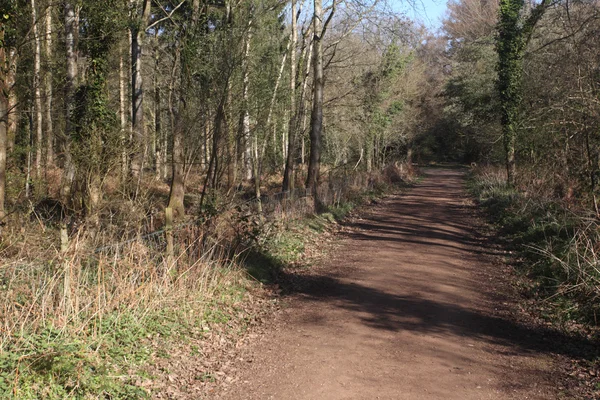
top-left (356, 41), bottom-right (418, 167)
top-left (79, 0), bottom-right (125, 61)
top-left (0, 285), bottom-right (253, 399)
top-left (1, 0), bottom-right (22, 49)
top-left (0, 324), bottom-right (149, 399)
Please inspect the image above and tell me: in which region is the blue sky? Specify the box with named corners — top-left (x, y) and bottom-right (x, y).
top-left (391, 0), bottom-right (449, 32)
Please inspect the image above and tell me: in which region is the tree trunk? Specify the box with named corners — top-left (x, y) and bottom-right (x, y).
top-left (200, 99), bottom-right (226, 208)
top-left (306, 0), bottom-right (324, 209)
top-left (119, 44), bottom-right (128, 178)
top-left (0, 104), bottom-right (5, 221)
top-left (238, 22), bottom-right (252, 181)
top-left (261, 46), bottom-right (290, 175)
top-left (26, 108), bottom-right (33, 198)
top-left (31, 0), bottom-right (43, 179)
top-left (44, 5), bottom-right (54, 168)
top-left (154, 56), bottom-right (162, 180)
top-left (496, 0), bottom-right (549, 186)
top-left (130, 0), bottom-right (151, 180)
top-left (167, 47), bottom-right (185, 218)
top-left (299, 41), bottom-right (313, 169)
top-left (5, 49), bottom-right (17, 154)
top-left (167, 120), bottom-right (185, 218)
top-left (282, 0), bottom-right (298, 193)
top-left (253, 136), bottom-right (262, 214)
top-left (167, 2), bottom-right (201, 219)
top-left (0, 28), bottom-right (7, 221)
top-left (60, 1), bottom-right (77, 205)
top-left (366, 137), bottom-right (373, 172)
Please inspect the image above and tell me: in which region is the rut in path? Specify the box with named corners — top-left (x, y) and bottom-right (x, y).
top-left (221, 168), bottom-right (561, 400)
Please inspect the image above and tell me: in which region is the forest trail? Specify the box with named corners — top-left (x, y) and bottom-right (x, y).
top-left (219, 168), bottom-right (559, 400)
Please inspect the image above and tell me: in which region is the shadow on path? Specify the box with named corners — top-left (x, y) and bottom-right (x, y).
top-left (279, 168), bottom-right (599, 362)
top-left (282, 272), bottom-right (598, 360)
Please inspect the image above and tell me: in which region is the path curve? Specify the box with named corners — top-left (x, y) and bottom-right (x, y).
top-left (220, 168), bottom-right (557, 400)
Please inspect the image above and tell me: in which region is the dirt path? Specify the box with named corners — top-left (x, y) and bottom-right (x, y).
top-left (219, 168), bottom-right (561, 399)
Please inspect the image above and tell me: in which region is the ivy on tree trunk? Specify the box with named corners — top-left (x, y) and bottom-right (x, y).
top-left (496, 0), bottom-right (549, 186)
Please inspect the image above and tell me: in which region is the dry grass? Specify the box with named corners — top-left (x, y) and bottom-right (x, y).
top-left (0, 164), bottom-right (416, 397)
top-left (471, 164), bottom-right (600, 322)
top-left (536, 219), bottom-right (600, 303)
top-left (0, 231), bottom-right (242, 348)
top-left (1, 163), bottom-right (416, 342)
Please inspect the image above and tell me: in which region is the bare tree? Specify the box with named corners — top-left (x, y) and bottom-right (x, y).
top-left (307, 0), bottom-right (336, 207)
top-left (119, 41), bottom-right (129, 178)
top-left (167, 0), bottom-right (201, 219)
top-left (282, 0), bottom-right (299, 193)
top-left (0, 26), bottom-right (7, 221)
top-left (31, 0), bottom-right (43, 178)
top-left (60, 1), bottom-right (77, 205)
top-left (130, 0), bottom-right (152, 181)
top-left (238, 16), bottom-right (253, 182)
top-left (44, 3), bottom-right (54, 167)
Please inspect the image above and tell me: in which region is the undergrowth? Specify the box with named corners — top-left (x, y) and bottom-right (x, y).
top-left (469, 166), bottom-right (600, 327)
top-left (0, 239), bottom-right (252, 399)
top-left (0, 162), bottom-right (415, 398)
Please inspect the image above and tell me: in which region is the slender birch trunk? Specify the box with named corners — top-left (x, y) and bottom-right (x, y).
top-left (298, 40), bottom-right (313, 168)
top-left (31, 0), bottom-right (43, 179)
top-left (154, 48), bottom-right (162, 180)
top-left (282, 0), bottom-right (298, 192)
top-left (119, 45), bottom-right (128, 178)
top-left (44, 5), bottom-right (54, 167)
top-left (60, 1), bottom-right (77, 205)
top-left (239, 21), bottom-right (253, 181)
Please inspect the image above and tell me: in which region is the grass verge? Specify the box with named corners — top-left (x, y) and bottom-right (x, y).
top-left (0, 248), bottom-right (261, 399)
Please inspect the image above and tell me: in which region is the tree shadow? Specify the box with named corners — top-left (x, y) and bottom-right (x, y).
top-left (278, 270), bottom-right (599, 361)
top-left (276, 168), bottom-right (599, 362)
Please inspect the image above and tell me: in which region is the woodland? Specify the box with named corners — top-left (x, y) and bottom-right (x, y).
top-left (0, 0), bottom-right (600, 397)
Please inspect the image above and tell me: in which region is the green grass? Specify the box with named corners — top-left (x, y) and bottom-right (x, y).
top-left (0, 276), bottom-right (251, 399)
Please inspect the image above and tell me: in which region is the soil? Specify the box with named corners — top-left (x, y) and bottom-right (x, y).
top-left (213, 168), bottom-right (586, 399)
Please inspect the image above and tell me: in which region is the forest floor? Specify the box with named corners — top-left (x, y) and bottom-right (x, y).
top-left (210, 168), bottom-right (597, 399)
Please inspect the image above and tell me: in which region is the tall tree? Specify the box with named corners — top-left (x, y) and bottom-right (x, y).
top-left (119, 41), bottom-right (128, 178)
top-left (0, 22), bottom-right (7, 221)
top-left (282, 0), bottom-right (299, 193)
top-left (130, 0), bottom-right (151, 181)
top-left (496, 0), bottom-right (549, 185)
top-left (44, 3), bottom-right (54, 167)
top-left (60, 1), bottom-right (77, 205)
top-left (72, 0), bottom-right (122, 217)
top-left (31, 0), bottom-right (43, 178)
top-left (306, 0), bottom-right (334, 207)
top-left (238, 15), bottom-right (253, 182)
top-left (167, 0), bottom-right (202, 219)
